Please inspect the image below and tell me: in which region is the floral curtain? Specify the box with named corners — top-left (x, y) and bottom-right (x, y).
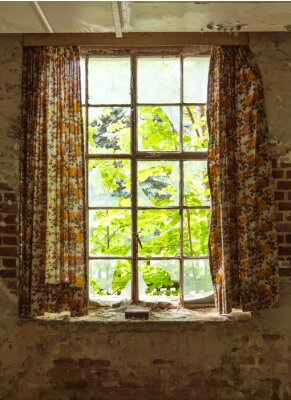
top-left (21, 47), bottom-right (87, 317)
top-left (207, 45), bottom-right (279, 314)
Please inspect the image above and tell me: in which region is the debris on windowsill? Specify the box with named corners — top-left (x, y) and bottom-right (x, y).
top-left (125, 306), bottom-right (151, 320)
top-left (31, 305), bottom-right (251, 324)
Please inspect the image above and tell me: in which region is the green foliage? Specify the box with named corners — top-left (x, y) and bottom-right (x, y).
top-left (88, 105), bottom-right (212, 299)
top-left (140, 262), bottom-right (180, 296)
top-left (138, 106), bottom-right (180, 151)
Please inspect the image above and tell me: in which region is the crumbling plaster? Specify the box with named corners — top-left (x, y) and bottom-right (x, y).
top-left (0, 33), bottom-right (291, 400)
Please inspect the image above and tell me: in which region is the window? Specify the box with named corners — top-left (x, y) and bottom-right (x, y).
top-left (81, 48), bottom-right (213, 306)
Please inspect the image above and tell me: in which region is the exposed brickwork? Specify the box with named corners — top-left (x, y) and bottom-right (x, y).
top-left (0, 35), bottom-right (21, 298)
top-left (272, 159), bottom-right (291, 269)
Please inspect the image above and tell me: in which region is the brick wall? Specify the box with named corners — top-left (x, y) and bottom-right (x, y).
top-left (0, 35), bottom-right (22, 302)
top-left (0, 182), bottom-right (19, 293)
top-left (273, 159), bottom-right (291, 273)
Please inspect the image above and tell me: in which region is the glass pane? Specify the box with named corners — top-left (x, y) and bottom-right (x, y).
top-left (184, 259), bottom-right (213, 299)
top-left (88, 107), bottom-right (131, 154)
top-left (89, 260), bottom-right (131, 300)
top-left (137, 57), bottom-right (180, 103)
top-left (80, 58), bottom-right (86, 105)
top-left (138, 161), bottom-right (179, 207)
top-left (183, 209), bottom-right (210, 256)
top-left (88, 57), bottom-right (130, 104)
top-left (89, 210), bottom-right (131, 256)
top-left (184, 160), bottom-right (210, 207)
top-left (138, 260), bottom-right (180, 300)
top-left (138, 210), bottom-right (180, 257)
top-left (88, 159), bottom-right (131, 207)
top-left (183, 57), bottom-right (210, 103)
top-left (137, 106), bottom-right (180, 152)
top-left (183, 106), bottom-right (208, 152)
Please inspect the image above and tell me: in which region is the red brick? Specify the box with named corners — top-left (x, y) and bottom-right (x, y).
top-left (274, 191), bottom-right (284, 200)
top-left (279, 268), bottom-right (291, 276)
top-left (277, 235), bottom-right (284, 244)
top-left (4, 215), bottom-right (17, 224)
top-left (0, 203), bottom-right (18, 213)
top-left (272, 159), bottom-right (277, 169)
top-left (288, 192), bottom-right (291, 201)
top-left (278, 202), bottom-right (291, 211)
top-left (2, 258), bottom-right (17, 268)
top-left (276, 213), bottom-right (283, 222)
top-left (2, 236), bottom-right (17, 245)
top-left (286, 235), bottom-right (291, 243)
top-left (272, 170), bottom-right (284, 179)
top-left (6, 279), bottom-right (17, 291)
top-left (0, 247), bottom-right (18, 256)
top-left (0, 183), bottom-right (13, 191)
top-left (286, 170), bottom-right (291, 179)
top-left (0, 225), bottom-right (18, 234)
top-left (276, 223), bottom-right (291, 232)
top-left (277, 181), bottom-right (291, 190)
top-left (0, 269), bottom-right (16, 278)
top-left (4, 193), bottom-right (17, 202)
top-left (278, 246), bottom-right (291, 256)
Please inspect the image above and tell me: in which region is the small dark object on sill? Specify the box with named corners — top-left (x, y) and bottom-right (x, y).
top-left (125, 306), bottom-right (151, 320)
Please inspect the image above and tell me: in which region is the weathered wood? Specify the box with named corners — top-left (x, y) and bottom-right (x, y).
top-left (23, 32), bottom-right (249, 47)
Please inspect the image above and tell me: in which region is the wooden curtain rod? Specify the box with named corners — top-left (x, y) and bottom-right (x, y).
top-left (23, 32), bottom-right (249, 47)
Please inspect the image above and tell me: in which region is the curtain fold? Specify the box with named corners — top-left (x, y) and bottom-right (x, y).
top-left (21, 47), bottom-right (87, 317)
top-left (207, 45), bottom-right (279, 314)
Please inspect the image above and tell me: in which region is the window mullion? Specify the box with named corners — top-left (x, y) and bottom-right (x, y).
top-left (131, 54), bottom-right (139, 304)
top-left (85, 55), bottom-right (90, 303)
top-left (179, 54), bottom-right (184, 306)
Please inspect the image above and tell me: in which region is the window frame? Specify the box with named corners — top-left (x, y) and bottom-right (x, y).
top-left (81, 46), bottom-right (213, 307)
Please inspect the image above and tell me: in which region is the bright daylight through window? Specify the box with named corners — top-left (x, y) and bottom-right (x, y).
top-left (81, 50), bottom-right (213, 306)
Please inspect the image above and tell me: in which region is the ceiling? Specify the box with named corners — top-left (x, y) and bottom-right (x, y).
top-left (0, 1), bottom-right (291, 34)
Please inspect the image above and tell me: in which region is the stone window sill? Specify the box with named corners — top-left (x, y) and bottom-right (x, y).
top-left (30, 307), bottom-right (252, 324)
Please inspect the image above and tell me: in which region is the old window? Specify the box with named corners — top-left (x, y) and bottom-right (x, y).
top-left (81, 48), bottom-right (213, 306)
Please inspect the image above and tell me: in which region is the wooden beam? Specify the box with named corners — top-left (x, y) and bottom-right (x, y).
top-left (111, 2), bottom-right (123, 38)
top-left (23, 32), bottom-right (249, 47)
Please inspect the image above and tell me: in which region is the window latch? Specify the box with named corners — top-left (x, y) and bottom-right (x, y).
top-left (134, 232), bottom-right (143, 249)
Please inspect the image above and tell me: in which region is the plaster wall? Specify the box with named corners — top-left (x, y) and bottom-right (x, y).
top-left (0, 33), bottom-right (291, 400)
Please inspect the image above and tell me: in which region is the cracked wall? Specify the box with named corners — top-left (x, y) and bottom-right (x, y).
top-left (0, 33), bottom-right (291, 400)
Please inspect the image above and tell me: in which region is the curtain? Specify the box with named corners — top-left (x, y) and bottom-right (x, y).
top-left (21, 47), bottom-right (87, 317)
top-left (207, 45), bottom-right (279, 314)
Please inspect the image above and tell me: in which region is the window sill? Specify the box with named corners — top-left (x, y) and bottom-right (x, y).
top-left (30, 306), bottom-right (252, 325)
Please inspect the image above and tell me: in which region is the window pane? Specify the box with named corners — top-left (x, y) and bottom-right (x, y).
top-left (80, 58), bottom-right (86, 104)
top-left (137, 106), bottom-right (180, 152)
top-left (88, 159), bottom-right (131, 207)
top-left (137, 57), bottom-right (180, 103)
top-left (183, 57), bottom-right (210, 103)
top-left (183, 209), bottom-right (210, 256)
top-left (183, 105), bottom-right (208, 152)
top-left (88, 57), bottom-right (130, 104)
top-left (88, 107), bottom-right (131, 154)
top-left (138, 161), bottom-right (179, 207)
top-left (138, 260), bottom-right (180, 300)
top-left (184, 160), bottom-right (210, 207)
top-left (89, 210), bottom-right (131, 256)
top-left (138, 210), bottom-right (180, 257)
top-left (184, 259), bottom-right (213, 299)
top-left (89, 260), bottom-right (131, 300)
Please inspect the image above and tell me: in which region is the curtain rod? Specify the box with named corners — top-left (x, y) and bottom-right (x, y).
top-left (22, 32), bottom-right (249, 47)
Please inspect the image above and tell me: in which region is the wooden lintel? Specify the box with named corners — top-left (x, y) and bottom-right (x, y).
top-left (22, 32), bottom-right (249, 47)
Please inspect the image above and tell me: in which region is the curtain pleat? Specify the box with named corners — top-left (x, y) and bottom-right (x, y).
top-left (207, 45), bottom-right (279, 314)
top-left (21, 47), bottom-right (87, 317)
